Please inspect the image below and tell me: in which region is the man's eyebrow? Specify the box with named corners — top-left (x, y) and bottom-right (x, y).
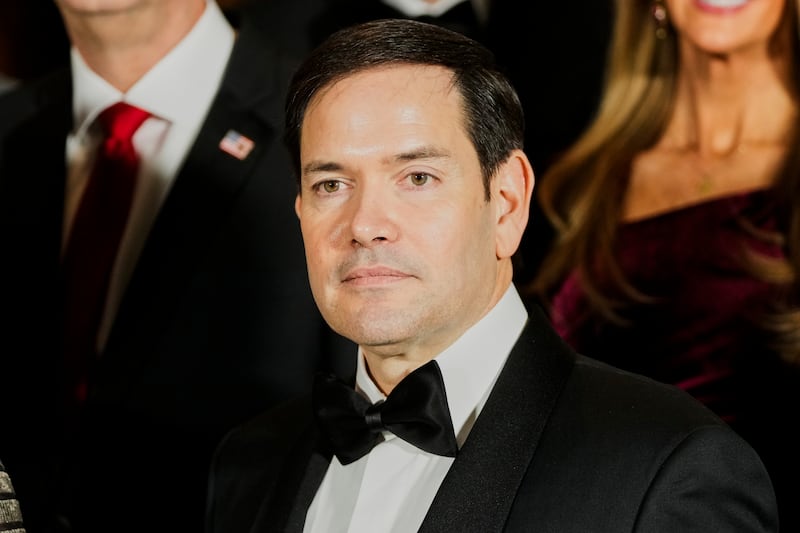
top-left (302, 160), bottom-right (343, 175)
top-left (392, 147), bottom-right (450, 163)
top-left (301, 147), bottom-right (451, 176)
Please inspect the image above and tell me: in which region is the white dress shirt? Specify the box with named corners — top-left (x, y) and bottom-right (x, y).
top-left (64, 0), bottom-right (235, 350)
top-left (304, 284), bottom-right (528, 533)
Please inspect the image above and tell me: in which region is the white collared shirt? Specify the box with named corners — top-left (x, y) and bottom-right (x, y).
top-left (64, 0), bottom-right (235, 350)
top-left (304, 284), bottom-right (528, 533)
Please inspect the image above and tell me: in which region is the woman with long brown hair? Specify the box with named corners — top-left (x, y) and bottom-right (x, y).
top-left (530, 0), bottom-right (799, 527)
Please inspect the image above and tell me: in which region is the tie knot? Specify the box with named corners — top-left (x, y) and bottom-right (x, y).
top-left (364, 400), bottom-right (385, 431)
top-left (97, 102), bottom-right (151, 142)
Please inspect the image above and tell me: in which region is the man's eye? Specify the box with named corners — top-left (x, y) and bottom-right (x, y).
top-left (409, 173), bottom-right (430, 186)
top-left (321, 180), bottom-right (341, 193)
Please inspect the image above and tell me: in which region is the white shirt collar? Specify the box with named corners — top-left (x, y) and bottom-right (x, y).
top-left (356, 283), bottom-right (528, 446)
top-left (70, 0), bottom-right (234, 136)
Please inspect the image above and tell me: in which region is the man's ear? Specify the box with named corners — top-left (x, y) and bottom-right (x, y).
top-left (492, 149), bottom-right (534, 259)
top-left (295, 193), bottom-right (302, 220)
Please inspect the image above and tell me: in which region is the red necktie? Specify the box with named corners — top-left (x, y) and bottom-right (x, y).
top-left (62, 102), bottom-right (151, 406)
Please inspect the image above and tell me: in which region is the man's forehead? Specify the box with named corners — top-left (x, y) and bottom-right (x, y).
top-left (307, 63), bottom-right (459, 113)
top-left (300, 64), bottom-right (471, 156)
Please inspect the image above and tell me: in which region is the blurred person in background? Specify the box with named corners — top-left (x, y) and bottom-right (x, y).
top-left (528, 0), bottom-right (800, 529)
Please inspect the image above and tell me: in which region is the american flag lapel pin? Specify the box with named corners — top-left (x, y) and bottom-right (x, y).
top-left (219, 129), bottom-right (255, 160)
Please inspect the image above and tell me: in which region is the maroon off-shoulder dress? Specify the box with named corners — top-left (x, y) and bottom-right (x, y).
top-left (549, 190), bottom-right (799, 528)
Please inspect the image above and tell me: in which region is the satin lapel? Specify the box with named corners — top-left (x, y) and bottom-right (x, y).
top-left (419, 306), bottom-right (576, 532)
top-left (251, 428), bottom-right (332, 533)
top-left (98, 31), bottom-right (289, 385)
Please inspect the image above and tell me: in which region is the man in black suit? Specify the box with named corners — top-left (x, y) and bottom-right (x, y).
top-left (206, 19), bottom-right (778, 532)
top-left (0, 1), bottom-right (352, 531)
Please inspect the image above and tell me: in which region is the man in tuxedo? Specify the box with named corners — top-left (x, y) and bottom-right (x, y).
top-left (205, 19), bottom-right (778, 532)
top-left (0, 1), bottom-right (352, 531)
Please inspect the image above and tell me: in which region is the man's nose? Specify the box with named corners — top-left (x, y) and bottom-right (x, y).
top-left (348, 185), bottom-right (398, 247)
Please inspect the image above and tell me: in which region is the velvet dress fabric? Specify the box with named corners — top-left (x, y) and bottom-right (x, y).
top-left (551, 190), bottom-right (800, 531)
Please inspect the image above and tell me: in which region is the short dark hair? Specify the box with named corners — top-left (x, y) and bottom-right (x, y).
top-left (284, 18), bottom-right (525, 198)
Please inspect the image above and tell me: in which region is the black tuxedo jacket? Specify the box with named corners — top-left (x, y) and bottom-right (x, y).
top-left (0, 22), bottom-right (354, 533)
top-left (206, 306), bottom-right (777, 532)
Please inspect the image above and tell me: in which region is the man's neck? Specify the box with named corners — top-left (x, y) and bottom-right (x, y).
top-left (60, 0), bottom-right (206, 92)
top-left (363, 275), bottom-right (515, 395)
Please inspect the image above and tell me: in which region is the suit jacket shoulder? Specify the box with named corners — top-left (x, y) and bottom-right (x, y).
top-left (206, 395), bottom-right (323, 533)
top-left (498, 313), bottom-right (777, 531)
top-left (0, 67), bottom-right (71, 135)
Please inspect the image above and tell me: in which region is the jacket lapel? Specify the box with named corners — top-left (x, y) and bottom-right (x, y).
top-left (97, 30), bottom-right (290, 385)
top-left (251, 426), bottom-right (332, 533)
top-left (278, 450), bottom-right (331, 533)
top-left (419, 305), bottom-right (576, 532)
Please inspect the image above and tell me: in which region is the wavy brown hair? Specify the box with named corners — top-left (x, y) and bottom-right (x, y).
top-left (529, 0), bottom-right (800, 364)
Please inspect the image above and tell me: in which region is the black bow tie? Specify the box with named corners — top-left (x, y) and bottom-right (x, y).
top-left (313, 360), bottom-right (459, 465)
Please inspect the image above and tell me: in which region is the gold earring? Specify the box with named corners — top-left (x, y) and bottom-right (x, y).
top-left (652, 0), bottom-right (668, 40)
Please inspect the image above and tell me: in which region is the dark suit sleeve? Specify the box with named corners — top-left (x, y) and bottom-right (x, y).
top-left (635, 426), bottom-right (777, 532)
top-left (205, 418), bottom-right (284, 533)
top-left (205, 396), bottom-right (320, 533)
